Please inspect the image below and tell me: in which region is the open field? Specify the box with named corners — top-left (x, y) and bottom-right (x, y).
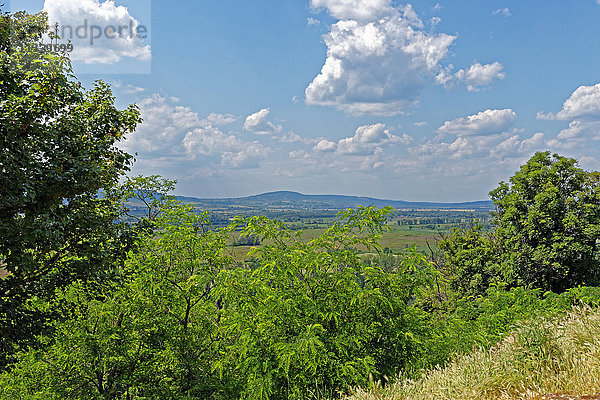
top-left (226, 222), bottom-right (456, 261)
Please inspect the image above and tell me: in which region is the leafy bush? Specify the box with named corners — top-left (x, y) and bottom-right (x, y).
top-left (346, 306), bottom-right (600, 400)
top-left (0, 206), bottom-right (440, 399)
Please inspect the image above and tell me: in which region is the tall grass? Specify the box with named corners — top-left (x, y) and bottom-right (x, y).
top-left (345, 307), bottom-right (600, 400)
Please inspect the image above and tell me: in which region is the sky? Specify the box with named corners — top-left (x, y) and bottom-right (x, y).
top-left (9, 0), bottom-right (600, 201)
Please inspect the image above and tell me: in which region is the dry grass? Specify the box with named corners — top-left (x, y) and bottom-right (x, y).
top-left (345, 307), bottom-right (600, 400)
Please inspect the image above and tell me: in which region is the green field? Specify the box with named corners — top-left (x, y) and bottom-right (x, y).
top-left (226, 221), bottom-right (458, 261)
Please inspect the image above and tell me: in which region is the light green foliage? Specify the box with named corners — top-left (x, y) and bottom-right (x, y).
top-left (0, 205), bottom-right (441, 399)
top-left (215, 207), bottom-right (436, 399)
top-left (0, 9), bottom-right (141, 366)
top-left (1, 202), bottom-right (237, 399)
top-left (422, 285), bottom-right (600, 369)
top-left (490, 152), bottom-right (600, 292)
top-left (111, 175), bottom-right (177, 222)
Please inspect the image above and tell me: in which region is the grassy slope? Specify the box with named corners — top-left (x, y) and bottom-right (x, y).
top-left (345, 307), bottom-right (600, 400)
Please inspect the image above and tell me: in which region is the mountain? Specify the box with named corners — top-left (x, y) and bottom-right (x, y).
top-left (177, 191), bottom-right (493, 211)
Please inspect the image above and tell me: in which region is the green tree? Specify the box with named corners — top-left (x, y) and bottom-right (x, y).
top-left (438, 224), bottom-right (500, 297)
top-left (0, 9), bottom-right (141, 365)
top-left (215, 207), bottom-right (436, 399)
top-left (490, 152), bottom-right (600, 292)
top-left (0, 206), bottom-right (439, 400)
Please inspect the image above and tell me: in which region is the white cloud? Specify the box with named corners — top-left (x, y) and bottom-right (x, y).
top-left (310, 0), bottom-right (393, 21)
top-left (204, 113), bottom-right (237, 126)
top-left (493, 8), bottom-right (511, 17)
top-left (414, 121), bottom-right (428, 127)
top-left (437, 62), bottom-right (505, 91)
top-left (461, 62), bottom-right (505, 91)
top-left (119, 94), bottom-right (268, 170)
top-left (556, 84), bottom-right (600, 120)
top-left (359, 147), bottom-right (385, 170)
top-left (289, 150), bottom-right (311, 159)
top-left (43, 0), bottom-right (151, 64)
top-left (243, 108), bottom-right (282, 135)
top-left (557, 120), bottom-right (600, 141)
top-left (429, 16), bottom-right (441, 27)
top-left (182, 126), bottom-right (240, 157)
top-left (437, 109), bottom-right (517, 136)
top-left (112, 81), bottom-right (146, 94)
top-left (536, 111), bottom-right (555, 121)
top-left (305, 5), bottom-right (456, 116)
top-left (336, 123), bottom-right (411, 154)
top-left (490, 132), bottom-right (547, 159)
top-left (221, 143), bottom-right (269, 168)
top-left (537, 83), bottom-right (600, 147)
top-left (123, 84), bottom-right (145, 94)
top-left (414, 134), bottom-right (502, 161)
top-left (314, 139), bottom-right (337, 152)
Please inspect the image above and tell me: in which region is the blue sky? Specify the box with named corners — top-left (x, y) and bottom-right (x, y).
top-left (11, 0), bottom-right (600, 201)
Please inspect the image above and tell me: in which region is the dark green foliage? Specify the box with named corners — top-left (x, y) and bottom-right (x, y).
top-left (439, 152), bottom-right (600, 296)
top-left (490, 152), bottom-right (600, 292)
top-left (438, 224), bottom-right (501, 297)
top-left (0, 9), bottom-right (141, 366)
top-left (232, 233), bottom-right (260, 246)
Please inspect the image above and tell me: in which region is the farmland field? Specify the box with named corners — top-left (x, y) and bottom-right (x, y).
top-left (226, 219), bottom-right (481, 261)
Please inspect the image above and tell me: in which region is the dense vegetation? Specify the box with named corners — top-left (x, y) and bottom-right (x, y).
top-left (346, 306), bottom-right (600, 400)
top-left (2, 8), bottom-right (600, 400)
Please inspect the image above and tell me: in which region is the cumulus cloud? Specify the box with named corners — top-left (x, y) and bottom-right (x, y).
top-left (555, 84), bottom-right (600, 120)
top-left (314, 139), bottom-right (337, 152)
top-left (221, 143), bottom-right (269, 168)
top-left (490, 132), bottom-right (547, 159)
top-left (310, 0), bottom-right (393, 21)
top-left (336, 123), bottom-right (411, 154)
top-left (537, 84), bottom-right (600, 146)
top-left (119, 94), bottom-right (268, 170)
top-left (556, 120), bottom-right (600, 141)
top-left (305, 4), bottom-right (456, 115)
top-left (414, 134), bottom-right (501, 161)
top-left (436, 62), bottom-right (505, 91)
top-left (461, 62), bottom-right (505, 91)
top-left (204, 113), bottom-right (237, 126)
top-left (43, 0), bottom-right (151, 64)
top-left (243, 108), bottom-right (283, 135)
top-left (437, 109), bottom-right (517, 136)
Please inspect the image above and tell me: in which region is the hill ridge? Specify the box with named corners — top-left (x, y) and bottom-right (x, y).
top-left (177, 190), bottom-right (493, 210)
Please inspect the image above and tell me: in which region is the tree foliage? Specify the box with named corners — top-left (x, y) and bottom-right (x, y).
top-left (0, 205), bottom-right (440, 399)
top-left (0, 8), bottom-right (141, 365)
top-left (490, 152), bottom-right (600, 292)
top-left (438, 224), bottom-right (500, 297)
top-left (439, 152), bottom-right (600, 295)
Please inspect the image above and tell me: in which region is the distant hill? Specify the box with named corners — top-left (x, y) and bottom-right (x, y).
top-left (176, 191), bottom-right (493, 211)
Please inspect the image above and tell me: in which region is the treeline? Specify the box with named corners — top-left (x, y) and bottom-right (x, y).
top-left (2, 8), bottom-right (600, 400)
